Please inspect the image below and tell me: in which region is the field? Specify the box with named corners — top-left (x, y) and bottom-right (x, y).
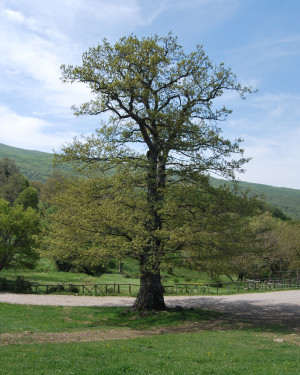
top-left (1, 258), bottom-right (232, 289)
top-left (1, 261), bottom-right (300, 374)
top-left (2, 259), bottom-right (299, 300)
top-left (0, 302), bottom-right (299, 375)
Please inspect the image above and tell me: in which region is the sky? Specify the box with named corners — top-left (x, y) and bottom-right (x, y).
top-left (0, 0), bottom-right (299, 189)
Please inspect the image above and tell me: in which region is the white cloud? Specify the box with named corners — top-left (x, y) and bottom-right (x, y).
top-left (0, 0), bottom-right (298, 190)
top-left (237, 130), bottom-right (300, 189)
top-left (0, 106), bottom-right (78, 152)
top-left (229, 92), bottom-right (300, 189)
top-left (0, 0), bottom-right (169, 119)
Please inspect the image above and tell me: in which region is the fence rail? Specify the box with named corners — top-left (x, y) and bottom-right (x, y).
top-left (1, 277), bottom-right (299, 296)
top-left (27, 278), bottom-right (300, 295)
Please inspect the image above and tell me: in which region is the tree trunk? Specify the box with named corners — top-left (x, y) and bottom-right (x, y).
top-left (132, 268), bottom-right (167, 311)
top-left (131, 147), bottom-right (167, 311)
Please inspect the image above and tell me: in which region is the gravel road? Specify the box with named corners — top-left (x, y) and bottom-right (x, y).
top-left (0, 289), bottom-right (299, 308)
top-left (1, 290), bottom-right (300, 331)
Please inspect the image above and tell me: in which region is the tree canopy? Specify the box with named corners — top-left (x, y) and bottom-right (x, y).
top-left (0, 158), bottom-right (29, 205)
top-left (52, 34), bottom-right (256, 310)
top-left (0, 199), bottom-right (40, 272)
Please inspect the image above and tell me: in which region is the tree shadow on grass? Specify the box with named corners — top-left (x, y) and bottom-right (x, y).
top-left (165, 297), bottom-right (300, 334)
top-left (86, 306), bottom-right (224, 330)
top-left (87, 295), bottom-right (300, 335)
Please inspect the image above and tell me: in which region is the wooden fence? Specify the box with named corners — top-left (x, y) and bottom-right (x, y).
top-left (26, 278), bottom-right (300, 296)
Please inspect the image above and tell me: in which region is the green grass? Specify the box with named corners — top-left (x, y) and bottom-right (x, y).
top-left (1, 259), bottom-right (139, 285)
top-left (3, 258), bottom-right (298, 297)
top-left (0, 329), bottom-right (299, 374)
top-left (0, 304), bottom-right (224, 334)
top-left (1, 258), bottom-right (229, 286)
top-left (0, 303), bottom-right (299, 374)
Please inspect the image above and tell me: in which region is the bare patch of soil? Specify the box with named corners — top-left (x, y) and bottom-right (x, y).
top-left (1, 314), bottom-right (299, 347)
top-left (0, 328), bottom-right (154, 346)
top-left (1, 291), bottom-right (299, 346)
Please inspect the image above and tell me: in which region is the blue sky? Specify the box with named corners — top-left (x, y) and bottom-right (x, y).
top-left (0, 0), bottom-right (299, 188)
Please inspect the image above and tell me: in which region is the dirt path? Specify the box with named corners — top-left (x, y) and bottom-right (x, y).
top-left (1, 289), bottom-right (299, 308)
top-left (1, 290), bottom-right (299, 345)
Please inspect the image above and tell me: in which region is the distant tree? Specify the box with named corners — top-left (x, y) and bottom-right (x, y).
top-left (228, 214), bottom-right (300, 279)
top-left (39, 172), bottom-right (65, 209)
top-left (0, 158), bottom-right (20, 182)
top-left (0, 199), bottom-right (40, 272)
top-left (255, 215), bottom-right (300, 278)
top-left (15, 187), bottom-right (39, 210)
top-left (0, 158), bottom-right (29, 205)
top-left (54, 33), bottom-right (255, 310)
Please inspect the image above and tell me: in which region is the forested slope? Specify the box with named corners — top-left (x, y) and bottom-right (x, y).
top-left (0, 143), bottom-right (70, 181)
top-left (210, 177), bottom-right (300, 221)
top-left (1, 143), bottom-right (299, 220)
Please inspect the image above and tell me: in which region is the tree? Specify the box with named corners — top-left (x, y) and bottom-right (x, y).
top-left (223, 213), bottom-right (300, 280)
top-left (0, 158), bottom-right (29, 205)
top-left (55, 34), bottom-right (255, 310)
top-left (0, 158), bottom-right (20, 182)
top-left (250, 214), bottom-right (300, 278)
top-left (16, 187), bottom-right (39, 210)
top-left (0, 199), bottom-right (40, 272)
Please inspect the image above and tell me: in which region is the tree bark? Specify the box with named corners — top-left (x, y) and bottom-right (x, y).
top-left (132, 267), bottom-right (167, 311)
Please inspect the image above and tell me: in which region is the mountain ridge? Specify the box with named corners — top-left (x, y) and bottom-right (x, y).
top-left (1, 143), bottom-right (299, 220)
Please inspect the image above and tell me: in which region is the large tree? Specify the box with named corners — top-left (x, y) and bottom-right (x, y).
top-left (0, 158), bottom-right (29, 205)
top-left (55, 34), bottom-right (255, 310)
top-left (0, 199), bottom-right (40, 272)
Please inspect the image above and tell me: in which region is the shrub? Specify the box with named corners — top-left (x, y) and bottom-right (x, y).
top-left (0, 277), bottom-right (11, 291)
top-left (13, 276), bottom-right (32, 293)
top-left (0, 276), bottom-right (32, 293)
top-left (47, 284), bottom-right (65, 293)
top-left (69, 285), bottom-right (79, 293)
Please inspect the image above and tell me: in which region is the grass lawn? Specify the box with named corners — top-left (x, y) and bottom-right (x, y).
top-left (1, 258), bottom-right (229, 286)
top-left (0, 303), bottom-right (299, 375)
top-left (0, 326), bottom-right (299, 375)
top-left (0, 304), bottom-right (224, 334)
top-left (2, 258), bottom-right (298, 297)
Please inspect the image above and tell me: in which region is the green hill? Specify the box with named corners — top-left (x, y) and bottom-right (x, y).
top-left (1, 143), bottom-right (300, 220)
top-left (0, 143), bottom-right (70, 181)
top-left (210, 177), bottom-right (300, 221)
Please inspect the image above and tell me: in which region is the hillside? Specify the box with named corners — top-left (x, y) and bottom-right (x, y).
top-left (1, 143), bottom-right (300, 220)
top-left (0, 143), bottom-right (70, 181)
top-left (210, 177), bottom-right (300, 221)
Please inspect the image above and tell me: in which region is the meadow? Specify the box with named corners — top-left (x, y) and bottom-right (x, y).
top-left (0, 302), bottom-right (299, 375)
top-left (1, 260), bottom-right (300, 374)
top-left (1, 258), bottom-right (298, 299)
top-left (1, 258), bottom-right (230, 289)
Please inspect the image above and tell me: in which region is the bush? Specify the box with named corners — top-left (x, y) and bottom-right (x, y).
top-left (0, 277), bottom-right (11, 291)
top-left (0, 276), bottom-right (32, 293)
top-left (46, 284), bottom-right (65, 293)
top-left (13, 276), bottom-right (32, 293)
top-left (55, 259), bottom-right (111, 276)
top-left (69, 285), bottom-right (80, 293)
